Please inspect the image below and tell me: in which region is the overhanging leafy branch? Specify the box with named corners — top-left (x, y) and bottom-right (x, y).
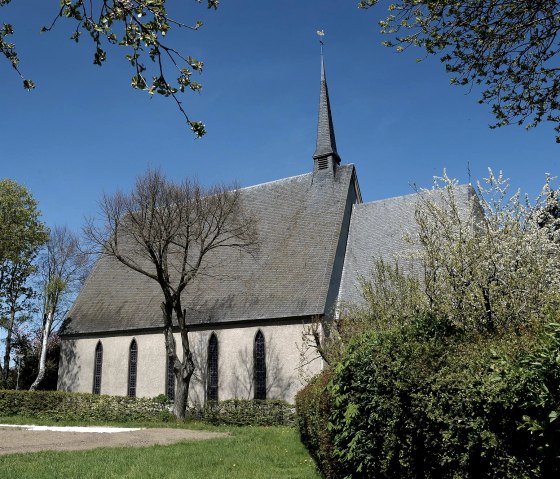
top-left (1, 0), bottom-right (219, 136)
top-left (361, 0), bottom-right (560, 141)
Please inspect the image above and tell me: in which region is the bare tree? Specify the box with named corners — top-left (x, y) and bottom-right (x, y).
top-left (85, 169), bottom-right (257, 419)
top-left (299, 315), bottom-right (332, 372)
top-left (30, 226), bottom-right (90, 390)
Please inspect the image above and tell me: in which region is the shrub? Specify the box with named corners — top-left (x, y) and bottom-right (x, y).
top-left (325, 317), bottom-right (560, 478)
top-left (190, 399), bottom-right (295, 426)
top-left (12, 331), bottom-right (60, 391)
top-left (0, 389), bottom-right (174, 422)
top-left (513, 322), bottom-right (560, 477)
top-left (295, 369), bottom-right (341, 479)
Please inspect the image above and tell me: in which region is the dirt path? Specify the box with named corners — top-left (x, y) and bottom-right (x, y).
top-left (0, 426), bottom-right (228, 455)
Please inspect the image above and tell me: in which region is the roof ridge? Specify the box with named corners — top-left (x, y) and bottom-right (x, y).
top-left (239, 164), bottom-right (355, 192)
top-left (238, 171), bottom-right (312, 191)
top-left (359, 183), bottom-right (471, 207)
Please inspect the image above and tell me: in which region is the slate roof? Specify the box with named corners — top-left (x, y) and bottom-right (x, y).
top-left (313, 56), bottom-right (340, 164)
top-left (338, 185), bottom-right (475, 307)
top-left (63, 164), bottom-right (357, 335)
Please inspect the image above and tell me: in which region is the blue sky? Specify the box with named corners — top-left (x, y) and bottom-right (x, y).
top-left (1, 0), bottom-right (559, 234)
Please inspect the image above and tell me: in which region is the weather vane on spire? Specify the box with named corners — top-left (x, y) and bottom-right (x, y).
top-left (316, 30), bottom-right (325, 55)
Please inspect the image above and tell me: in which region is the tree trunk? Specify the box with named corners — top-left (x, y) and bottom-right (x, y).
top-left (2, 305), bottom-right (16, 388)
top-left (167, 345), bottom-right (195, 420)
top-left (482, 286), bottom-right (495, 333)
top-left (30, 311), bottom-right (53, 391)
top-left (162, 302), bottom-right (195, 420)
top-left (172, 364), bottom-right (193, 419)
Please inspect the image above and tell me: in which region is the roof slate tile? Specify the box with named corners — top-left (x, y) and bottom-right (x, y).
top-left (63, 165), bottom-right (356, 335)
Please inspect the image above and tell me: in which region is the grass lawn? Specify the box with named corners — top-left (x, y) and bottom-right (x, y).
top-left (0, 417), bottom-right (319, 479)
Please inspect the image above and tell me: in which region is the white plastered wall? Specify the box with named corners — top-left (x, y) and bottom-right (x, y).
top-left (58, 321), bottom-right (323, 404)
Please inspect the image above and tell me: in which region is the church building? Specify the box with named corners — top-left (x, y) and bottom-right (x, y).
top-left (57, 57), bottom-right (473, 403)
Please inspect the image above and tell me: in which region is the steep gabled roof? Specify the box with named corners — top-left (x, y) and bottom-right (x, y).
top-left (338, 185), bottom-right (475, 307)
top-left (63, 165), bottom-right (357, 335)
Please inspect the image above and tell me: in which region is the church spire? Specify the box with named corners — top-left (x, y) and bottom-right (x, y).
top-left (313, 41), bottom-right (340, 172)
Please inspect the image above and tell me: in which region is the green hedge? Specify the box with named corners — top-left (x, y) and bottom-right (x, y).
top-left (0, 389), bottom-right (173, 422)
top-left (295, 369), bottom-right (341, 479)
top-left (297, 317), bottom-right (560, 478)
top-left (0, 391), bottom-right (295, 426)
top-left (190, 399), bottom-right (295, 426)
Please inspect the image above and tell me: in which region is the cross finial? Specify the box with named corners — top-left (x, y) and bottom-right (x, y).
top-left (316, 30), bottom-right (325, 56)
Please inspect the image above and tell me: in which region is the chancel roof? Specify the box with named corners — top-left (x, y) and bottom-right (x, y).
top-left (63, 164), bottom-right (357, 335)
top-left (338, 185), bottom-right (475, 307)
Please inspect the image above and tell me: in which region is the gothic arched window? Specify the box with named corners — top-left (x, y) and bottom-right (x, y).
top-left (128, 339), bottom-right (138, 397)
top-left (166, 355), bottom-right (175, 401)
top-left (207, 333), bottom-right (219, 401)
top-left (254, 330), bottom-right (266, 400)
top-left (93, 341), bottom-right (103, 394)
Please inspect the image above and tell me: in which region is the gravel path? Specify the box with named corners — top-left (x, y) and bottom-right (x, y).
top-left (0, 425), bottom-right (228, 455)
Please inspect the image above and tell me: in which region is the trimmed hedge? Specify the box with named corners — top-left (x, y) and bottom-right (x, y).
top-left (0, 390), bottom-right (295, 427)
top-left (190, 399), bottom-right (295, 426)
top-left (0, 389), bottom-right (173, 422)
top-left (295, 369), bottom-right (341, 479)
top-left (297, 318), bottom-right (560, 478)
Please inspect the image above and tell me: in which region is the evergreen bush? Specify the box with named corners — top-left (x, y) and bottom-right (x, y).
top-left (324, 318), bottom-right (560, 478)
top-left (295, 369), bottom-right (341, 479)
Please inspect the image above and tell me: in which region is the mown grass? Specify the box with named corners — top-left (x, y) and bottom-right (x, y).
top-left (0, 417), bottom-right (319, 479)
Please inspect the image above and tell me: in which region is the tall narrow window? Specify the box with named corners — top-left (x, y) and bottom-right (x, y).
top-left (166, 355), bottom-right (175, 401)
top-left (128, 339), bottom-right (138, 397)
top-left (254, 331), bottom-right (266, 400)
top-left (207, 333), bottom-right (219, 401)
top-left (93, 341), bottom-right (103, 394)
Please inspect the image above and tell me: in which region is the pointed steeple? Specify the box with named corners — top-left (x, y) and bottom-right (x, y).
top-left (313, 50), bottom-right (340, 172)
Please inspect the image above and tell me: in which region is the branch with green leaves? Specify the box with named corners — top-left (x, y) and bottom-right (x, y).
top-left (1, 0), bottom-right (34, 91)
top-left (1, 0), bottom-right (219, 136)
top-left (360, 0), bottom-right (560, 141)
